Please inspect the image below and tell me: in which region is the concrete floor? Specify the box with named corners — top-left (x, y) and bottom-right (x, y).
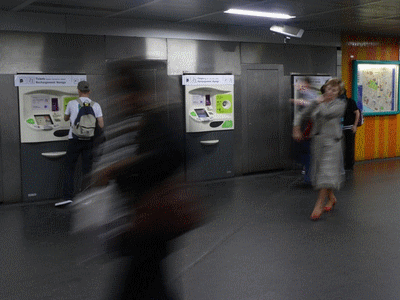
top-left (1, 158), bottom-right (400, 299)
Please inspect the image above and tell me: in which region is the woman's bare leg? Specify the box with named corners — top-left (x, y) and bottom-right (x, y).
top-left (324, 189), bottom-right (337, 211)
top-left (311, 189), bottom-right (327, 220)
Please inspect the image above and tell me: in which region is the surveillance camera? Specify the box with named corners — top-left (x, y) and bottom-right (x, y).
top-left (270, 25), bottom-right (304, 38)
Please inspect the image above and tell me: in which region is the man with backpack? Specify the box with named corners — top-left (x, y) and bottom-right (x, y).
top-left (55, 81), bottom-right (104, 207)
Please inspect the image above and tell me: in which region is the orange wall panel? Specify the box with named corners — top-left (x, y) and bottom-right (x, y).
top-left (342, 35), bottom-right (400, 162)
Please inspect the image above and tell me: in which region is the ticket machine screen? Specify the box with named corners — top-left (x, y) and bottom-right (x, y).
top-left (34, 114), bottom-right (53, 126)
top-left (194, 108), bottom-right (209, 118)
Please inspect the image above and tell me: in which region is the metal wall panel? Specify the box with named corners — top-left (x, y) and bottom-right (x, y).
top-left (0, 12), bottom-right (341, 47)
top-left (86, 74), bottom-right (107, 113)
top-left (232, 76), bottom-right (243, 175)
top-left (0, 11), bottom-right (66, 33)
top-left (0, 32), bottom-right (106, 74)
top-left (241, 43), bottom-right (337, 76)
top-left (241, 64), bottom-right (287, 174)
top-left (106, 36), bottom-right (167, 60)
top-left (20, 141), bottom-right (69, 201)
top-left (186, 131), bottom-right (234, 181)
top-left (282, 75), bottom-right (293, 166)
top-left (167, 39), bottom-right (241, 75)
top-left (167, 75), bottom-right (186, 175)
top-left (0, 75), bottom-right (21, 203)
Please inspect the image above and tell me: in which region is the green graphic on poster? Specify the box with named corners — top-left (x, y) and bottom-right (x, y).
top-left (216, 94), bottom-right (233, 114)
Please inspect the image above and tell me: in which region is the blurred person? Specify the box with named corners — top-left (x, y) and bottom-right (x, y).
top-left (320, 83), bottom-right (326, 95)
top-left (292, 78), bottom-right (346, 221)
top-left (91, 59), bottom-right (203, 299)
top-left (341, 89), bottom-right (360, 171)
top-left (292, 77), bottom-right (320, 184)
top-left (293, 77), bottom-right (319, 107)
top-left (55, 81), bottom-right (104, 207)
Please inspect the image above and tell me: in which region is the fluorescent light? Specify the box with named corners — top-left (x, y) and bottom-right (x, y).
top-left (224, 9), bottom-right (295, 19)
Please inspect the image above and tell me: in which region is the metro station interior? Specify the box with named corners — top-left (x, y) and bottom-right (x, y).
top-left (1, 1), bottom-right (400, 299)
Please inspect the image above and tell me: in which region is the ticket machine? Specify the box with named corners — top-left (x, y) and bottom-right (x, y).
top-left (183, 75), bottom-right (235, 181)
top-left (16, 74), bottom-right (85, 201)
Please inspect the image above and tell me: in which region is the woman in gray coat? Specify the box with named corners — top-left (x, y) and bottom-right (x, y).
top-left (293, 78), bottom-right (346, 220)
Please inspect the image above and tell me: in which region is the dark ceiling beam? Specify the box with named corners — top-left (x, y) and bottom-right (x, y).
top-left (10, 0), bottom-right (37, 11)
top-left (105, 0), bottom-right (163, 18)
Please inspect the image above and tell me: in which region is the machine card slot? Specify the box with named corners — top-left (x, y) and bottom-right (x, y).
top-left (41, 151), bottom-right (67, 158)
top-left (200, 140), bottom-right (219, 145)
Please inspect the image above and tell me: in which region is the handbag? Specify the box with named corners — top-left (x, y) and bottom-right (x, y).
top-left (130, 179), bottom-right (205, 242)
top-left (71, 178), bottom-right (205, 258)
top-left (71, 181), bottom-right (135, 257)
top-left (71, 181), bottom-right (127, 234)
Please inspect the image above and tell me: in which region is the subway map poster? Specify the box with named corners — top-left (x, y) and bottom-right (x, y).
top-left (354, 61), bottom-right (400, 116)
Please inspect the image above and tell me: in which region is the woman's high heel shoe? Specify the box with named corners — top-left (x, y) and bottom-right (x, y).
top-left (310, 212), bottom-right (322, 221)
top-left (324, 198), bottom-right (337, 212)
top-left (310, 208), bottom-right (324, 221)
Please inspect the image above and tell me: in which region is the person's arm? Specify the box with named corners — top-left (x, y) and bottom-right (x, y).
top-left (94, 103), bottom-right (104, 128)
top-left (292, 126), bottom-right (303, 141)
top-left (64, 103), bottom-right (71, 121)
top-left (292, 96), bottom-right (322, 141)
top-left (97, 116), bottom-right (104, 129)
top-left (293, 96), bottom-right (322, 126)
top-left (353, 109), bottom-right (360, 133)
top-left (291, 98), bottom-right (312, 106)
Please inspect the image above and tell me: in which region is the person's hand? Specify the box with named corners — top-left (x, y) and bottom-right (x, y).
top-left (317, 95), bottom-right (326, 103)
top-left (352, 125), bottom-right (357, 134)
top-left (293, 126), bottom-right (303, 141)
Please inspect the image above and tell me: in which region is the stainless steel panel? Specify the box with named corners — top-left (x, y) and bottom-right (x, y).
top-left (167, 39), bottom-right (240, 75)
top-left (106, 36), bottom-right (167, 60)
top-left (21, 142), bottom-right (69, 201)
top-left (0, 32), bottom-right (106, 74)
top-left (282, 75), bottom-right (294, 167)
top-left (0, 11), bottom-right (66, 33)
top-left (337, 49), bottom-right (342, 66)
top-left (232, 76), bottom-right (243, 175)
top-left (241, 43), bottom-right (337, 76)
top-left (0, 75), bottom-right (21, 203)
top-left (86, 75), bottom-right (108, 124)
top-left (241, 64), bottom-right (286, 174)
top-left (186, 131), bottom-right (234, 181)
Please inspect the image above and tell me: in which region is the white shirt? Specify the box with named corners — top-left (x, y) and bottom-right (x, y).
top-left (65, 97), bottom-right (103, 139)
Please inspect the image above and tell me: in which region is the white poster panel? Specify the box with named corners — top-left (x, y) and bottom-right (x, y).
top-left (292, 75), bottom-right (332, 117)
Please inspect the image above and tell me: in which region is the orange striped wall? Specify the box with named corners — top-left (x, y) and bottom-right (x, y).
top-left (341, 35), bottom-right (400, 161)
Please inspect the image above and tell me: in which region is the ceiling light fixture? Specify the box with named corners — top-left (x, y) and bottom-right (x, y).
top-left (224, 9), bottom-right (295, 19)
top-left (270, 25), bottom-right (304, 38)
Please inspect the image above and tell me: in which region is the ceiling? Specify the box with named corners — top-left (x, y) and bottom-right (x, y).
top-left (2, 0), bottom-right (400, 37)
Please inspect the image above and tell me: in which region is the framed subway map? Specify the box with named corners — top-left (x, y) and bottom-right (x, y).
top-left (352, 60), bottom-right (400, 116)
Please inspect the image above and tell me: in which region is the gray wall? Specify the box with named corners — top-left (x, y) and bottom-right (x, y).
top-left (0, 31), bottom-right (337, 203)
top-left (0, 11), bottom-right (341, 47)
